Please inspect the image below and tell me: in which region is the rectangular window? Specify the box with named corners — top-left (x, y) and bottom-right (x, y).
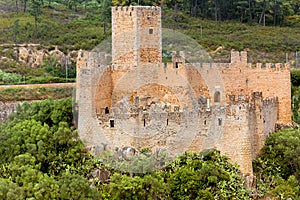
top-left (110, 119), bottom-right (114, 128)
top-left (149, 28), bottom-right (153, 34)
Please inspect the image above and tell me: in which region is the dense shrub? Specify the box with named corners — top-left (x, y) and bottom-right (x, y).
top-left (0, 70), bottom-right (22, 84)
top-left (0, 87), bottom-right (73, 101)
top-left (253, 128), bottom-right (300, 198)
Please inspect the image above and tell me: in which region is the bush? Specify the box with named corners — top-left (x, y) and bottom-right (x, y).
top-left (0, 70), bottom-right (22, 84)
top-left (253, 128), bottom-right (300, 198)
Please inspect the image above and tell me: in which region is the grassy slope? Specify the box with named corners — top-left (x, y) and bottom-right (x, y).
top-left (162, 10), bottom-right (300, 64)
top-left (0, 4), bottom-right (299, 66)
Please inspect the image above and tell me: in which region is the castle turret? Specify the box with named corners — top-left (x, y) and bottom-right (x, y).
top-left (112, 6), bottom-right (162, 68)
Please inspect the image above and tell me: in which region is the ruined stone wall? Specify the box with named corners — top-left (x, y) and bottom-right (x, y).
top-left (97, 101), bottom-right (225, 157)
top-left (110, 63), bottom-right (209, 110)
top-left (93, 67), bottom-right (113, 113)
top-left (218, 51), bottom-right (291, 124)
top-left (216, 101), bottom-right (253, 174)
top-left (247, 63), bottom-right (291, 124)
top-left (262, 97), bottom-right (278, 137)
top-left (77, 67), bottom-right (112, 147)
top-left (248, 95), bottom-right (278, 158)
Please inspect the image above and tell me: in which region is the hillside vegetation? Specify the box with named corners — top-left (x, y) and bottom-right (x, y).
top-left (0, 98), bottom-right (299, 199)
top-left (0, 0), bottom-right (299, 86)
top-left (0, 0), bottom-right (299, 63)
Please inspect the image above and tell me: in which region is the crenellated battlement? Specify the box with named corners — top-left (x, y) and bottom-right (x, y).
top-left (263, 97), bottom-right (278, 106)
top-left (244, 62), bottom-right (289, 70)
top-left (112, 6), bottom-right (161, 20)
top-left (228, 94), bottom-right (251, 104)
top-left (113, 6), bottom-right (161, 12)
top-left (231, 50), bottom-right (247, 64)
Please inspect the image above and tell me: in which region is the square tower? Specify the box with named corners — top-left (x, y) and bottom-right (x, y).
top-left (112, 6), bottom-right (162, 67)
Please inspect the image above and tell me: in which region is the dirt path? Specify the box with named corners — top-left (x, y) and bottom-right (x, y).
top-left (0, 82), bottom-right (76, 90)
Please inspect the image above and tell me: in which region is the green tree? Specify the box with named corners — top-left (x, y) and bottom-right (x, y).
top-left (58, 173), bottom-right (100, 199)
top-left (253, 128), bottom-right (300, 198)
top-left (12, 19), bottom-right (20, 43)
top-left (109, 172), bottom-right (168, 199)
top-left (165, 150), bottom-right (250, 199)
top-left (28, 0), bottom-right (42, 39)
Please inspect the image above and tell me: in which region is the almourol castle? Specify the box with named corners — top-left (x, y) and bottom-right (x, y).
top-left (76, 6), bottom-right (291, 175)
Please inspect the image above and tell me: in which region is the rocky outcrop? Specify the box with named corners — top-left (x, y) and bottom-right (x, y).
top-left (1, 44), bottom-right (79, 68)
top-left (0, 101), bottom-right (19, 122)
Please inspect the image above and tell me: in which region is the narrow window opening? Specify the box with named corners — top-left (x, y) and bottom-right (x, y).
top-left (214, 91), bottom-right (220, 103)
top-left (175, 62), bottom-right (179, 68)
top-left (149, 28), bottom-right (153, 34)
top-left (144, 119), bottom-right (146, 127)
top-left (218, 118), bottom-right (222, 126)
top-left (105, 107), bottom-right (109, 114)
top-left (167, 119), bottom-right (169, 126)
top-left (110, 119), bottom-right (114, 128)
top-left (204, 120), bottom-right (206, 125)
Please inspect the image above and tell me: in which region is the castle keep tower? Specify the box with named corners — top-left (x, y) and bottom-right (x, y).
top-left (112, 6), bottom-right (162, 67)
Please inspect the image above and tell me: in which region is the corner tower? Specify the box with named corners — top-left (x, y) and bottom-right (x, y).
top-left (112, 6), bottom-right (162, 67)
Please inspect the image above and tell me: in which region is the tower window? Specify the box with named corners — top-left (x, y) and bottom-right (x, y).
top-left (105, 107), bottom-right (109, 114)
top-left (149, 28), bottom-right (153, 34)
top-left (218, 118), bottom-right (222, 126)
top-left (144, 119), bottom-right (146, 127)
top-left (214, 91), bottom-right (220, 103)
top-left (110, 119), bottom-right (114, 128)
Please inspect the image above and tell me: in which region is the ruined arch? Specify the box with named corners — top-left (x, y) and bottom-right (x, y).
top-left (130, 83), bottom-right (181, 109)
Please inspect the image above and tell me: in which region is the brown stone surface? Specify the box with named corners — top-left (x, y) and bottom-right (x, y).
top-left (76, 6), bottom-right (292, 175)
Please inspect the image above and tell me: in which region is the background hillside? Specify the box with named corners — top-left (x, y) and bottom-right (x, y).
top-left (0, 0), bottom-right (299, 62)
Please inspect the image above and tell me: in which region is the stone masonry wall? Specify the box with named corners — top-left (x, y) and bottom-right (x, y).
top-left (76, 6), bottom-right (291, 175)
top-left (112, 6), bottom-right (161, 67)
top-left (218, 51), bottom-right (291, 124)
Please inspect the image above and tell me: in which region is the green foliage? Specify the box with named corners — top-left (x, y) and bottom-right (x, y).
top-left (0, 87), bottom-right (73, 101)
top-left (291, 69), bottom-right (300, 87)
top-left (0, 98), bottom-right (100, 199)
top-left (291, 70), bottom-right (300, 122)
top-left (0, 69), bottom-right (23, 84)
top-left (1, 97), bottom-right (300, 199)
top-left (9, 98), bottom-right (73, 126)
top-left (43, 55), bottom-right (76, 79)
top-left (98, 150), bottom-right (169, 174)
top-left (58, 173), bottom-right (100, 199)
top-left (253, 128), bottom-right (300, 198)
top-left (109, 172), bottom-right (168, 199)
top-left (165, 150), bottom-right (250, 200)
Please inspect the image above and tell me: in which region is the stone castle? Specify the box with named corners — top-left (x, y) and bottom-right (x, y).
top-left (76, 6), bottom-right (291, 175)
